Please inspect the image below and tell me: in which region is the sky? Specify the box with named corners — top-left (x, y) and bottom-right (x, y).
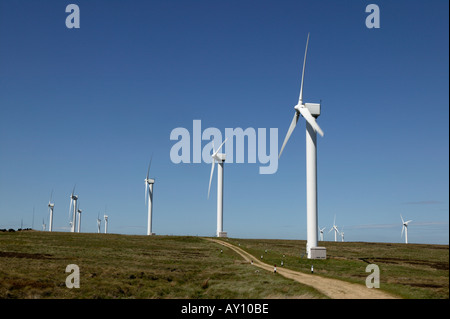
top-left (0, 0), bottom-right (448, 245)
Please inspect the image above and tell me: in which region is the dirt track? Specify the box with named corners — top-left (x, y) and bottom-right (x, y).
top-left (206, 238), bottom-right (399, 299)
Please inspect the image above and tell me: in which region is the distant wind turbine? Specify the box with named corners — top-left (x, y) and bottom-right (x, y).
top-left (69, 185), bottom-right (78, 233)
top-left (145, 157), bottom-right (155, 236)
top-left (329, 215), bottom-right (340, 242)
top-left (401, 215), bottom-right (412, 244)
top-left (278, 33), bottom-right (325, 259)
top-left (319, 226), bottom-right (326, 241)
top-left (340, 226), bottom-right (345, 242)
top-left (208, 138), bottom-right (228, 237)
top-left (48, 190), bottom-right (55, 232)
top-left (77, 203), bottom-right (82, 233)
top-left (97, 213), bottom-right (102, 234)
top-left (104, 215), bottom-right (108, 234)
top-left (42, 218), bottom-right (46, 231)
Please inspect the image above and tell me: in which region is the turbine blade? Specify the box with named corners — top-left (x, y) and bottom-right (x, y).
top-left (299, 106), bottom-right (324, 136)
top-left (400, 214), bottom-right (404, 224)
top-left (208, 160), bottom-right (216, 199)
top-left (214, 138), bottom-right (228, 155)
top-left (279, 111), bottom-right (300, 158)
top-left (401, 225), bottom-right (405, 237)
top-left (146, 155), bottom-right (153, 180)
top-left (145, 181), bottom-right (148, 205)
top-left (299, 33), bottom-right (310, 104)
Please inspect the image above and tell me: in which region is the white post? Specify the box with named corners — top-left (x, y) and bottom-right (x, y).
top-left (405, 227), bottom-right (408, 244)
top-left (104, 216), bottom-right (108, 234)
top-left (49, 207), bottom-right (53, 232)
top-left (217, 160), bottom-right (224, 237)
top-left (147, 182), bottom-right (154, 235)
top-left (306, 122), bottom-right (318, 259)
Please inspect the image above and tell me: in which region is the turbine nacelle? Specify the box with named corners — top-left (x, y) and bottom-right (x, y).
top-left (48, 203), bottom-right (55, 208)
top-left (294, 102), bottom-right (321, 118)
top-left (145, 178), bottom-right (155, 185)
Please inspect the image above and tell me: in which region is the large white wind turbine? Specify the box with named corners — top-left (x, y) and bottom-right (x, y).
top-left (329, 215), bottom-right (340, 242)
top-left (48, 190), bottom-right (54, 232)
top-left (401, 215), bottom-right (412, 244)
top-left (69, 186), bottom-right (78, 233)
top-left (278, 33), bottom-right (325, 258)
top-left (208, 138), bottom-right (228, 237)
top-left (145, 157), bottom-right (155, 236)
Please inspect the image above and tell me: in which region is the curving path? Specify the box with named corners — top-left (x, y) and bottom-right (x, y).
top-left (206, 238), bottom-right (399, 299)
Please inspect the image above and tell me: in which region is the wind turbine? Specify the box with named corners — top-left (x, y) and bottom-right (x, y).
top-left (48, 190), bottom-right (54, 232)
top-left (68, 185), bottom-right (78, 233)
top-left (319, 226), bottom-right (326, 241)
top-left (401, 215), bottom-right (412, 244)
top-left (145, 157), bottom-right (155, 236)
top-left (97, 213), bottom-right (102, 234)
top-left (104, 215), bottom-right (108, 234)
top-left (340, 226), bottom-right (345, 242)
top-left (42, 218), bottom-right (46, 231)
top-left (77, 203), bottom-right (82, 233)
top-left (208, 138), bottom-right (228, 237)
top-left (329, 215), bottom-right (340, 242)
top-left (278, 33), bottom-right (324, 258)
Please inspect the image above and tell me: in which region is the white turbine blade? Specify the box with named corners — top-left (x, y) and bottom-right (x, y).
top-left (214, 138), bottom-right (228, 155)
top-left (146, 156), bottom-right (153, 180)
top-left (69, 197), bottom-right (73, 221)
top-left (401, 225), bottom-right (405, 238)
top-left (298, 33), bottom-right (310, 104)
top-left (145, 181), bottom-right (148, 205)
top-left (299, 106), bottom-right (324, 136)
top-left (207, 160), bottom-right (216, 199)
top-left (279, 111), bottom-right (300, 158)
top-left (406, 220), bottom-right (412, 224)
top-left (400, 214), bottom-right (404, 224)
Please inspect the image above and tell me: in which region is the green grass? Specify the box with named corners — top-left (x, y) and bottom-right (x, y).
top-left (0, 231), bottom-right (324, 299)
top-left (1, 231), bottom-right (447, 299)
top-left (223, 238), bottom-right (449, 299)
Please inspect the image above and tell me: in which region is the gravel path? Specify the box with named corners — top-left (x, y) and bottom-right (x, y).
top-left (206, 238), bottom-right (399, 299)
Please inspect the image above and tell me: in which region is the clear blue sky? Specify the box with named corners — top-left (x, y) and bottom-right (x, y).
top-left (0, 0), bottom-right (448, 244)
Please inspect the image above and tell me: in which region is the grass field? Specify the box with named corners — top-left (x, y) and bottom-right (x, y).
top-left (223, 237), bottom-right (449, 299)
top-left (0, 231), bottom-right (448, 299)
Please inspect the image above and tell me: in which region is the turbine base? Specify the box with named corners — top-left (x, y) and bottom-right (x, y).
top-left (217, 232), bottom-right (228, 238)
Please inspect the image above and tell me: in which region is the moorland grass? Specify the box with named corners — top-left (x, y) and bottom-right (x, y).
top-left (223, 238), bottom-right (449, 299)
top-left (0, 231), bottom-right (325, 299)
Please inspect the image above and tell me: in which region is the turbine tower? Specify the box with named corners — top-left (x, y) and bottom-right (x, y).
top-left (401, 215), bottom-right (412, 244)
top-left (69, 186), bottom-right (78, 233)
top-left (48, 190), bottom-right (54, 232)
top-left (208, 138), bottom-right (228, 237)
top-left (319, 226), bottom-right (325, 241)
top-left (145, 157), bottom-right (155, 236)
top-left (97, 213), bottom-right (102, 234)
top-left (278, 33), bottom-right (325, 259)
top-left (77, 205), bottom-right (82, 233)
top-left (329, 215), bottom-right (340, 242)
top-left (104, 215), bottom-right (108, 234)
